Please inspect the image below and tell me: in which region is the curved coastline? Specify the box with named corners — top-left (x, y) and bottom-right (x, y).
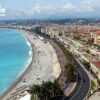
top-left (0, 29), bottom-right (62, 100)
top-left (0, 29), bottom-right (33, 99)
top-left (17, 32), bottom-right (33, 79)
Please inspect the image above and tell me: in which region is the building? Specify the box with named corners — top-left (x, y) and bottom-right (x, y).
top-left (91, 31), bottom-right (100, 45)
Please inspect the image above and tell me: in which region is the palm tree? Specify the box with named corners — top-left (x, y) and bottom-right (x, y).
top-left (43, 81), bottom-right (54, 99)
top-left (28, 84), bottom-right (41, 100)
top-left (53, 80), bottom-right (62, 96)
top-left (64, 63), bottom-right (75, 82)
top-left (28, 80), bottom-right (63, 100)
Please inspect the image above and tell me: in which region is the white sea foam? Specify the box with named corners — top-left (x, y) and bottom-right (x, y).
top-left (17, 36), bottom-right (33, 79)
top-left (29, 50), bottom-right (32, 56)
top-left (0, 30), bottom-right (33, 98)
top-left (26, 39), bottom-right (31, 48)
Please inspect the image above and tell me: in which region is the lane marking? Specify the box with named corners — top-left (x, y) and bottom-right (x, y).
top-left (63, 59), bottom-right (83, 100)
top-left (70, 64), bottom-right (83, 100)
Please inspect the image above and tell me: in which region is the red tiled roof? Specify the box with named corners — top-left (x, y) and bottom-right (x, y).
top-left (82, 54), bottom-right (93, 61)
top-left (92, 62), bottom-right (100, 68)
top-left (96, 31), bottom-right (100, 35)
top-left (79, 30), bottom-right (90, 34)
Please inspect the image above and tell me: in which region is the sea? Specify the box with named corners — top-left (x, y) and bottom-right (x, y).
top-left (0, 29), bottom-right (30, 94)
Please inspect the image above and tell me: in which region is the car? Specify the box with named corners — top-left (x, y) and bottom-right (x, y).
top-left (62, 83), bottom-right (68, 91)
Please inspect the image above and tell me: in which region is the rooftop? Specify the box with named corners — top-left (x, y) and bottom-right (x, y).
top-left (96, 31), bottom-right (100, 35)
top-left (92, 61), bottom-right (100, 69)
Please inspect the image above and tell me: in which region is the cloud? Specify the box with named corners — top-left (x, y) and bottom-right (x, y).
top-left (62, 1), bottom-right (94, 13)
top-left (5, 0), bottom-right (100, 19)
top-left (31, 4), bottom-right (41, 15)
top-left (62, 3), bottom-right (79, 12)
top-left (0, 6), bottom-right (6, 17)
top-left (27, 2), bottom-right (94, 17)
top-left (27, 4), bottom-right (55, 16)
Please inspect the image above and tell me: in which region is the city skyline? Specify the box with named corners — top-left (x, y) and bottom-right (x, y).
top-left (0, 0), bottom-right (100, 19)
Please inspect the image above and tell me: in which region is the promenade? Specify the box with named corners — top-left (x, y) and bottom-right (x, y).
top-left (50, 40), bottom-right (76, 97)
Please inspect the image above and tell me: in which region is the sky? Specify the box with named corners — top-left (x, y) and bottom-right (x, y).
top-left (0, 0), bottom-right (100, 19)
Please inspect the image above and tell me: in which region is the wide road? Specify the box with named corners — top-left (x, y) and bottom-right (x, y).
top-left (58, 38), bottom-right (90, 100)
top-left (63, 58), bottom-right (90, 100)
top-left (50, 39), bottom-right (90, 100)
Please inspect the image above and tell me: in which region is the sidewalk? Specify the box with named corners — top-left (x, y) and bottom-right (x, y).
top-left (88, 92), bottom-right (100, 100)
top-left (76, 58), bottom-right (98, 88)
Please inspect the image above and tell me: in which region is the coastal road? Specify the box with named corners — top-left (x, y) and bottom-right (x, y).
top-left (58, 38), bottom-right (90, 100)
top-left (63, 58), bottom-right (90, 100)
top-left (50, 39), bottom-right (90, 100)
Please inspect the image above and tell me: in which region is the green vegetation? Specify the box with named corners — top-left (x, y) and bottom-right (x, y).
top-left (86, 50), bottom-right (90, 54)
top-left (90, 80), bottom-right (96, 92)
top-left (83, 61), bottom-right (100, 89)
top-left (54, 40), bottom-right (73, 64)
top-left (97, 78), bottom-right (100, 86)
top-left (28, 80), bottom-right (63, 100)
top-left (54, 40), bottom-right (76, 82)
top-left (83, 61), bottom-right (91, 70)
top-left (64, 64), bottom-right (76, 82)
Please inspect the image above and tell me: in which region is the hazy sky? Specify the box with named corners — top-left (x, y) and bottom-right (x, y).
top-left (0, 0), bottom-right (100, 19)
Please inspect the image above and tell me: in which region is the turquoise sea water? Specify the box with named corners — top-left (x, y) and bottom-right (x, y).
top-left (0, 29), bottom-right (30, 94)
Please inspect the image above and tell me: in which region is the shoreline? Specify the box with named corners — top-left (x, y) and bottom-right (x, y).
top-left (17, 30), bottom-right (33, 79)
top-left (0, 29), bottom-right (61, 100)
top-left (0, 29), bottom-right (33, 99)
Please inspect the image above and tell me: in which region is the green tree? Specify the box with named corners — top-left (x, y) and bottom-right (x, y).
top-left (28, 80), bottom-right (63, 100)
